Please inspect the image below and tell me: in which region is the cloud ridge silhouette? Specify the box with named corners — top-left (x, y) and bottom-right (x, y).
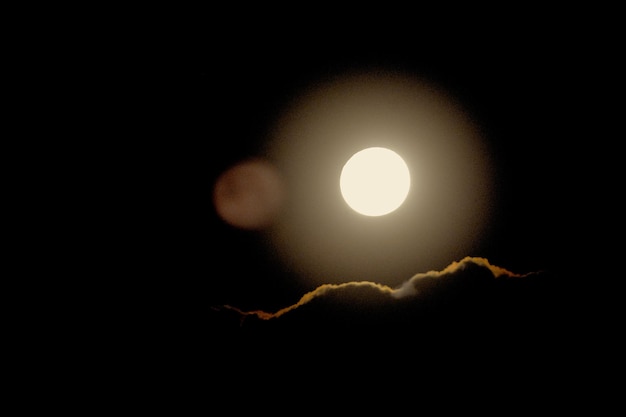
top-left (220, 256), bottom-right (538, 322)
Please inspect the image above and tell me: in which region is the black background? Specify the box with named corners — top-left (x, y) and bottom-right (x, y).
top-left (81, 13), bottom-right (621, 409)
top-left (132, 19), bottom-right (607, 326)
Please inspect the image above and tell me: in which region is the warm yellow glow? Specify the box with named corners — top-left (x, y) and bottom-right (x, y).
top-left (340, 147), bottom-right (410, 216)
top-left (266, 70), bottom-right (494, 286)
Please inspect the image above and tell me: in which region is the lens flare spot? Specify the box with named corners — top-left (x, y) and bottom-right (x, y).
top-left (213, 158), bottom-right (285, 230)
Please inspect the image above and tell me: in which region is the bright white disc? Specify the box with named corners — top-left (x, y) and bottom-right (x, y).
top-left (340, 147), bottom-right (410, 216)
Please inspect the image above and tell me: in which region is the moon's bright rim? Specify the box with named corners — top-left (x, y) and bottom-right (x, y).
top-left (340, 147), bottom-right (410, 216)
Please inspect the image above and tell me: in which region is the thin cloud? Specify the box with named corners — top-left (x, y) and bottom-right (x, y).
top-left (219, 256), bottom-right (540, 322)
top-left (393, 255), bottom-right (533, 299)
top-left (223, 281), bottom-right (395, 320)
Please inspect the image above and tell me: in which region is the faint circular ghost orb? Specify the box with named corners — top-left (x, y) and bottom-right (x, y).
top-left (213, 158), bottom-right (285, 230)
top-left (340, 147), bottom-right (410, 216)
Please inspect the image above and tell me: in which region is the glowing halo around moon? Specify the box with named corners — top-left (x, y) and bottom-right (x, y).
top-left (264, 69), bottom-right (495, 287)
top-left (340, 147), bottom-right (410, 216)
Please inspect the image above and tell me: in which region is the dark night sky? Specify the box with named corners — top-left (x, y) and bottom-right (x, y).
top-left (154, 30), bottom-right (582, 311)
top-left (126, 17), bottom-right (618, 356)
top-left (102, 15), bottom-right (623, 408)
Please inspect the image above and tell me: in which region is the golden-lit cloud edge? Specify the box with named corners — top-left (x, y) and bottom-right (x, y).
top-left (221, 256), bottom-right (537, 321)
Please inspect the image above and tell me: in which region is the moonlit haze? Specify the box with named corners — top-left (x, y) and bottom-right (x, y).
top-left (263, 70), bottom-right (494, 287)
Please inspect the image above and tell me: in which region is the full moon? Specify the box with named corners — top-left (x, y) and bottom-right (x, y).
top-left (340, 147), bottom-right (410, 216)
